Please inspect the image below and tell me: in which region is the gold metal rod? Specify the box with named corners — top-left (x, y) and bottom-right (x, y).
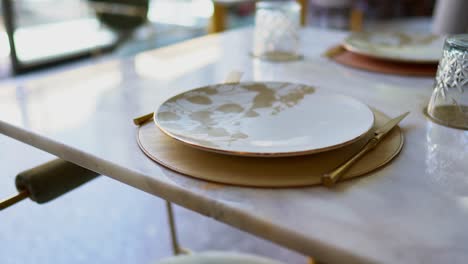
top-left (209, 2), bottom-right (227, 33)
top-left (166, 200), bottom-right (184, 255)
top-left (0, 190), bottom-right (29, 210)
top-left (297, 0), bottom-right (308, 26)
top-left (350, 8), bottom-right (364, 32)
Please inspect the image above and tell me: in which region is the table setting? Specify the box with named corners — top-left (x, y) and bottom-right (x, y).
top-left (133, 71), bottom-right (407, 188)
top-left (130, 0), bottom-right (468, 189)
top-left (124, 3), bottom-right (467, 259)
top-left (1, 1), bottom-right (468, 263)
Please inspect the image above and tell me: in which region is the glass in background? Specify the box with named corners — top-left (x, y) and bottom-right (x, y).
top-left (253, 0), bottom-right (301, 62)
top-left (427, 34), bottom-right (468, 130)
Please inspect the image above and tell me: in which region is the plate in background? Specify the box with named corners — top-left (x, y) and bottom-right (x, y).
top-left (343, 32), bottom-right (444, 63)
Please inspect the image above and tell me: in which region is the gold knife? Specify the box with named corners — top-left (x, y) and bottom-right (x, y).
top-left (133, 71), bottom-right (244, 126)
top-left (321, 111), bottom-right (410, 187)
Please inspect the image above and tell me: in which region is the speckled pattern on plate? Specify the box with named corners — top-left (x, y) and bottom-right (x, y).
top-left (155, 82), bottom-right (375, 157)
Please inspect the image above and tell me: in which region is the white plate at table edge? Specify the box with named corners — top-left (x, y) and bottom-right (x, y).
top-left (154, 82), bottom-right (375, 157)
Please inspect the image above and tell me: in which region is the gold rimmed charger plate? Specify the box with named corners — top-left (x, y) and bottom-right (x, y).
top-left (137, 109), bottom-right (403, 187)
top-left (154, 82), bottom-right (375, 157)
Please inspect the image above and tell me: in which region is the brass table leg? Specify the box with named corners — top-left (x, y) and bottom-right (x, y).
top-left (0, 190), bottom-right (29, 210)
top-left (297, 0), bottom-right (308, 26)
top-left (209, 2), bottom-right (227, 33)
top-left (350, 8), bottom-right (364, 32)
top-left (166, 201), bottom-right (191, 255)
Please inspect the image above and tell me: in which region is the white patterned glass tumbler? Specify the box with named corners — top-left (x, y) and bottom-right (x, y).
top-left (253, 1), bottom-right (301, 62)
top-left (427, 34), bottom-right (468, 130)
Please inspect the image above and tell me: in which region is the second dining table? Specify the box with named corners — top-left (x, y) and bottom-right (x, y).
top-left (0, 27), bottom-right (467, 264)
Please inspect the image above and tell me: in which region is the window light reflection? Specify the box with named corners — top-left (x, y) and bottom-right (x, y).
top-left (458, 196), bottom-right (468, 212)
top-left (0, 31), bottom-right (10, 58)
top-left (24, 62), bottom-right (122, 133)
top-left (0, 85), bottom-right (22, 126)
top-left (135, 36), bottom-right (221, 80)
top-left (14, 18), bottom-right (116, 63)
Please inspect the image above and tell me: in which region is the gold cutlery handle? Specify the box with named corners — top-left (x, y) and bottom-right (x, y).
top-left (322, 138), bottom-right (379, 187)
top-left (133, 112), bottom-right (154, 126)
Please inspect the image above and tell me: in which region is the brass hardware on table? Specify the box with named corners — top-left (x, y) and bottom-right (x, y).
top-left (350, 8), bottom-right (364, 32)
top-left (322, 112), bottom-right (410, 187)
top-left (0, 190), bottom-right (29, 210)
top-left (297, 0), bottom-right (308, 26)
top-left (165, 201), bottom-right (191, 255)
top-left (209, 2), bottom-right (227, 33)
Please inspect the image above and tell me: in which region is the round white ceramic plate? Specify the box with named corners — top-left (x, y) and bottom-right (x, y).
top-left (343, 32), bottom-right (444, 63)
top-left (155, 82), bottom-right (374, 157)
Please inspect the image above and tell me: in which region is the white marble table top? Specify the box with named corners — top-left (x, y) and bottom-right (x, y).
top-left (0, 28), bottom-right (467, 264)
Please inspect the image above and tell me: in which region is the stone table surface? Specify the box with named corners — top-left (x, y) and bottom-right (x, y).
top-left (0, 28), bottom-right (467, 264)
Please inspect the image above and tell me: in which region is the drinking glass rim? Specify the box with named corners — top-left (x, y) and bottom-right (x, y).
top-left (256, 0), bottom-right (300, 11)
top-left (446, 34), bottom-right (468, 51)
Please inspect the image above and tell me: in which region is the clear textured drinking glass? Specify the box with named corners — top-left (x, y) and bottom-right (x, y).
top-left (253, 0), bottom-right (301, 62)
top-left (427, 34), bottom-right (468, 130)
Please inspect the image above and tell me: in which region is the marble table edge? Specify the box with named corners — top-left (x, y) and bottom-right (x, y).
top-left (0, 119), bottom-right (380, 263)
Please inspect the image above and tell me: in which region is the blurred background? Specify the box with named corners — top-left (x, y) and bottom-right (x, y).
top-left (0, 1), bottom-right (440, 264)
top-left (0, 0), bottom-right (437, 77)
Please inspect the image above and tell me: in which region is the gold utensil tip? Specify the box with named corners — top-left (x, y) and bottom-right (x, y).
top-left (133, 112), bottom-right (154, 126)
top-left (322, 111), bottom-right (410, 187)
top-left (323, 45), bottom-right (346, 58)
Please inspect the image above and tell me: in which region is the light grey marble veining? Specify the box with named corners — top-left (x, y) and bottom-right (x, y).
top-left (0, 28), bottom-right (467, 264)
